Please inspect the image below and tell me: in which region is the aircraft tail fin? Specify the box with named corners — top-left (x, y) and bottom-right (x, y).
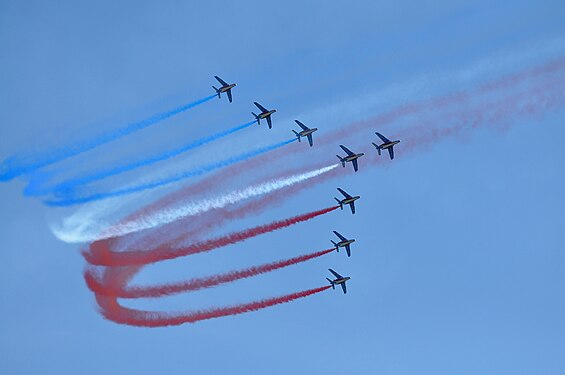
top-left (331, 240), bottom-right (338, 250)
top-left (336, 155), bottom-right (345, 167)
top-left (212, 86), bottom-right (220, 98)
top-left (292, 129), bottom-right (301, 141)
top-left (334, 198), bottom-right (343, 209)
top-left (372, 142), bottom-right (381, 156)
top-left (326, 278), bottom-right (335, 289)
top-left (252, 112), bottom-right (260, 124)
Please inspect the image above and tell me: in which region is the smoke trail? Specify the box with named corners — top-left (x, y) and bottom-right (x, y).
top-left (97, 285), bottom-right (331, 327)
top-left (53, 164), bottom-right (339, 242)
top-left (44, 138), bottom-right (298, 207)
top-left (85, 206), bottom-right (339, 266)
top-left (0, 94), bottom-right (216, 181)
top-left (86, 248), bottom-right (334, 298)
top-left (25, 120), bottom-right (256, 197)
top-left (316, 56), bottom-right (565, 143)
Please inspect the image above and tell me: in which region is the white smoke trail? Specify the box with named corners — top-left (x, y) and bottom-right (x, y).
top-left (52, 164), bottom-right (339, 243)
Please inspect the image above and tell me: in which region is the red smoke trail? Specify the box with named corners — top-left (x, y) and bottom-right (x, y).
top-left (323, 56), bottom-right (565, 142)
top-left (386, 77), bottom-right (565, 157)
top-left (85, 207), bottom-right (337, 327)
top-left (85, 248), bottom-right (334, 298)
top-left (85, 206), bottom-right (338, 326)
top-left (85, 206), bottom-right (339, 266)
top-left (96, 285), bottom-right (331, 327)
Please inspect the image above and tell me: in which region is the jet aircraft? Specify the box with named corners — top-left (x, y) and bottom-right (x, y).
top-left (326, 269), bottom-right (351, 294)
top-left (372, 132), bottom-right (400, 160)
top-left (335, 188), bottom-right (360, 214)
top-left (252, 102), bottom-right (276, 128)
top-left (336, 145), bottom-right (364, 172)
top-left (331, 230), bottom-right (356, 257)
top-left (212, 76), bottom-right (236, 103)
top-left (292, 120), bottom-right (318, 146)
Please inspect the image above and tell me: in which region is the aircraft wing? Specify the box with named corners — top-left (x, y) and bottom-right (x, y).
top-left (376, 132), bottom-right (391, 143)
top-left (329, 269), bottom-right (342, 278)
top-left (295, 120), bottom-right (308, 131)
top-left (215, 76), bottom-right (228, 86)
top-left (341, 282), bottom-right (347, 294)
top-left (306, 134), bottom-right (313, 147)
top-left (254, 102), bottom-right (268, 112)
top-left (266, 115), bottom-right (272, 129)
top-left (227, 89), bottom-right (233, 103)
top-left (349, 201), bottom-right (356, 214)
top-left (337, 188), bottom-right (352, 199)
top-left (345, 244), bottom-right (351, 257)
top-left (333, 231), bottom-right (347, 241)
top-left (352, 158), bottom-right (359, 172)
top-left (388, 146), bottom-right (394, 160)
top-left (340, 145), bottom-right (354, 156)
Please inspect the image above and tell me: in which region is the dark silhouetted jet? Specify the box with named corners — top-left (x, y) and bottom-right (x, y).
top-left (292, 120), bottom-right (318, 147)
top-left (337, 145), bottom-right (364, 172)
top-left (331, 230), bottom-right (356, 257)
top-left (326, 269), bottom-right (351, 294)
top-left (212, 76), bottom-right (236, 103)
top-left (252, 102), bottom-right (276, 128)
top-left (335, 188), bottom-right (360, 214)
top-left (372, 132), bottom-right (400, 160)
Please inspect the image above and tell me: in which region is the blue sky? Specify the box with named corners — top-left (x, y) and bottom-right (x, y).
top-left (1, 1), bottom-right (564, 374)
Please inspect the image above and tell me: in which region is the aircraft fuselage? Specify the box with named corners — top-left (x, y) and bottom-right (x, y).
top-left (259, 110), bottom-right (276, 119)
top-left (337, 239), bottom-right (355, 248)
top-left (379, 140), bottom-right (400, 149)
top-left (333, 277), bottom-right (351, 284)
top-left (299, 128), bottom-right (318, 136)
top-left (344, 153), bottom-right (364, 162)
top-left (340, 196), bottom-right (360, 205)
top-left (219, 83), bottom-right (236, 92)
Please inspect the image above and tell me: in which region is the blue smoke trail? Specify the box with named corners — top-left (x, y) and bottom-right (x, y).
top-left (0, 94), bottom-right (216, 182)
top-left (44, 138), bottom-right (298, 207)
top-left (25, 119), bottom-right (256, 197)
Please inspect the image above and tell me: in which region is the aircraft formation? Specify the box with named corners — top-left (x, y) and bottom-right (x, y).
top-left (213, 76), bottom-right (402, 295)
